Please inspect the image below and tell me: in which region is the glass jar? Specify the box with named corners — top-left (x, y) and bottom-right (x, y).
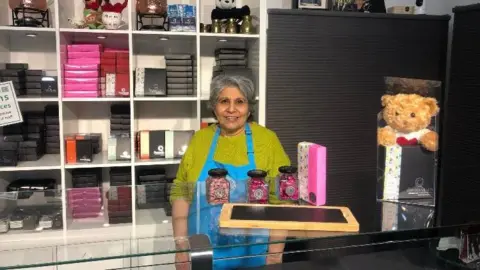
top-left (136, 0), bottom-right (167, 14)
top-left (247, 169), bottom-right (269, 204)
top-left (278, 166), bottom-right (299, 201)
top-left (206, 168), bottom-right (230, 205)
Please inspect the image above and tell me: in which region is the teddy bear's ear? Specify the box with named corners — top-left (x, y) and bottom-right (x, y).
top-left (381, 95), bottom-right (394, 107)
top-left (423, 97), bottom-right (440, 116)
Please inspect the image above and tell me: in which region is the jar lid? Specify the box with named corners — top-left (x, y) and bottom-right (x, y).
top-left (208, 168), bottom-right (228, 177)
top-left (278, 166), bottom-right (297, 174)
top-left (247, 169), bottom-right (267, 178)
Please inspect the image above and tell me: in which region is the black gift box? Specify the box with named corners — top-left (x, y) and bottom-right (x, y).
top-left (41, 76), bottom-right (58, 96)
top-left (377, 145), bottom-right (435, 201)
top-left (135, 68), bottom-right (167, 96)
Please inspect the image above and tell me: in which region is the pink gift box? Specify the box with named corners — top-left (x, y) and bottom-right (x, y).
top-left (64, 77), bottom-right (99, 84)
top-left (67, 44), bottom-right (103, 52)
top-left (64, 63), bottom-right (99, 71)
top-left (68, 51), bottom-right (101, 59)
top-left (68, 58), bottom-right (101, 65)
top-left (68, 197), bottom-right (101, 205)
top-left (297, 142), bottom-right (327, 206)
top-left (64, 83), bottom-right (99, 91)
top-left (72, 212), bottom-right (101, 219)
top-left (70, 204), bottom-right (102, 213)
top-left (64, 91), bottom-right (100, 98)
top-left (64, 70), bottom-right (99, 78)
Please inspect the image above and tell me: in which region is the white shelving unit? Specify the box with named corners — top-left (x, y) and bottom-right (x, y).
top-left (0, 0), bottom-right (274, 258)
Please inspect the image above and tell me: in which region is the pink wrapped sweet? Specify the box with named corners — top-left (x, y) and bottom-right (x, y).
top-left (63, 91), bottom-right (100, 98)
top-left (247, 170), bottom-right (269, 204)
top-left (68, 58), bottom-right (101, 65)
top-left (64, 83), bottom-right (99, 91)
top-left (67, 44), bottom-right (103, 52)
top-left (64, 70), bottom-right (99, 78)
top-left (206, 168), bottom-right (230, 205)
top-left (68, 51), bottom-right (101, 59)
top-left (277, 166), bottom-right (299, 201)
top-left (64, 64), bottom-right (99, 71)
top-left (64, 78), bottom-right (100, 84)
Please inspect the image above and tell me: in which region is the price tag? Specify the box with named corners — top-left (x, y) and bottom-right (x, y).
top-left (0, 82), bottom-right (23, 127)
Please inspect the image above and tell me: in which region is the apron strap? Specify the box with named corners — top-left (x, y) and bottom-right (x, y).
top-left (245, 124), bottom-right (255, 166)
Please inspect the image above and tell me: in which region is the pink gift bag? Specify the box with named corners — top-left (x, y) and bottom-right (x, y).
top-left (298, 142), bottom-right (327, 206)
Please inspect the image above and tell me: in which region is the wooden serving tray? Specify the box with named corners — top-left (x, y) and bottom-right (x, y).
top-left (219, 203), bottom-right (360, 232)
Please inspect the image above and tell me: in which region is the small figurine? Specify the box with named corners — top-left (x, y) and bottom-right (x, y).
top-left (83, 0), bottom-right (103, 29)
top-left (211, 0), bottom-right (250, 22)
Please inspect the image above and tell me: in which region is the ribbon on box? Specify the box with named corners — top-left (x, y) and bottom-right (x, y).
top-left (383, 145), bottom-right (402, 200)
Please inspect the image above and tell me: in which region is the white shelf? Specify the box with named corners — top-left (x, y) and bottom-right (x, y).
top-left (59, 28), bottom-right (129, 35)
top-left (65, 152), bottom-right (131, 169)
top-left (17, 96), bottom-right (59, 102)
top-left (0, 154), bottom-right (61, 172)
top-left (0, 26), bottom-right (56, 33)
top-left (199, 33), bottom-right (260, 39)
top-left (135, 157), bottom-right (181, 166)
top-left (134, 97), bottom-right (197, 102)
top-left (63, 98), bottom-right (130, 102)
top-left (132, 30), bottom-right (196, 37)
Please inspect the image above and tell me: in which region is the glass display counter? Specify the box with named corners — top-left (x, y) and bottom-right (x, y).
top-left (1, 203), bottom-right (477, 269)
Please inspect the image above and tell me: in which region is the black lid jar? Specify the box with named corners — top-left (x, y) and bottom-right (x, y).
top-left (247, 169), bottom-right (268, 178)
top-left (208, 168), bottom-right (228, 177)
top-left (278, 166), bottom-right (297, 174)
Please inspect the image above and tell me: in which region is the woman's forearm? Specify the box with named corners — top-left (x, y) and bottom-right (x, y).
top-left (172, 199), bottom-right (190, 249)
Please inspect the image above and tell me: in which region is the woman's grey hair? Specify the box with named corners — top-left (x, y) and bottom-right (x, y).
top-left (208, 75), bottom-right (256, 121)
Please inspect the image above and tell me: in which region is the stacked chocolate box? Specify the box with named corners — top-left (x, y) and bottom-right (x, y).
top-left (19, 111), bottom-right (45, 161)
top-left (108, 167), bottom-right (132, 224)
top-left (0, 124), bottom-right (23, 166)
top-left (24, 70), bottom-right (45, 96)
top-left (212, 48), bottom-right (255, 83)
top-left (44, 105), bottom-right (60, 154)
top-left (136, 168), bottom-right (169, 211)
top-left (0, 63), bottom-right (27, 96)
top-left (102, 49), bottom-right (130, 97)
top-left (110, 104), bottom-right (130, 136)
top-left (67, 168), bottom-right (102, 220)
top-left (165, 54), bottom-right (196, 96)
top-left (63, 44), bottom-right (101, 98)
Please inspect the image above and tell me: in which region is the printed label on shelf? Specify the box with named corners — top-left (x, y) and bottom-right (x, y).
top-left (0, 81), bottom-right (23, 127)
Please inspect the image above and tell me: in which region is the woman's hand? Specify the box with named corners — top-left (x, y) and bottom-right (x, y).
top-left (266, 252), bottom-right (283, 265)
top-left (175, 252), bottom-right (190, 270)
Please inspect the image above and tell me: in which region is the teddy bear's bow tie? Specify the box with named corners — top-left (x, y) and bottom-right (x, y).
top-left (396, 137), bottom-right (418, 146)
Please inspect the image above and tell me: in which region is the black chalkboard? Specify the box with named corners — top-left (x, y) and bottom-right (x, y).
top-left (230, 205), bottom-right (348, 223)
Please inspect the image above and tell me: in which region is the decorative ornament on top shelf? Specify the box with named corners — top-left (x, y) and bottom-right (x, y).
top-left (101, 0), bottom-right (128, 30)
top-left (68, 0), bottom-right (128, 30)
top-left (8, 0), bottom-right (54, 28)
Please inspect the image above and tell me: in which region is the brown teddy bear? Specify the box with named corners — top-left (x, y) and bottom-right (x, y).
top-left (377, 93), bottom-right (440, 151)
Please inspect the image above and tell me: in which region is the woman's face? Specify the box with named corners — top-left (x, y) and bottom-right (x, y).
top-left (214, 87), bottom-right (250, 135)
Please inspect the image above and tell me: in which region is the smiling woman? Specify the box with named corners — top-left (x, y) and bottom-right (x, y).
top-left (170, 75), bottom-right (291, 270)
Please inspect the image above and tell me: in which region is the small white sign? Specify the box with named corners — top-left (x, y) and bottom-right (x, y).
top-left (0, 81), bottom-right (23, 127)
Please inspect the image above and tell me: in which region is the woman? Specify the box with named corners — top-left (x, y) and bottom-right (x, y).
top-left (171, 75), bottom-right (290, 269)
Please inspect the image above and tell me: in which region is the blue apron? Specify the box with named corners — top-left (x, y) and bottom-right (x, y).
top-left (187, 124), bottom-right (269, 269)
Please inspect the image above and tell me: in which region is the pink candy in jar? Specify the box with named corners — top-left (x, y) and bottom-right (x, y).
top-left (278, 166), bottom-right (299, 201)
top-left (206, 168), bottom-right (230, 205)
top-left (247, 169), bottom-right (269, 204)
